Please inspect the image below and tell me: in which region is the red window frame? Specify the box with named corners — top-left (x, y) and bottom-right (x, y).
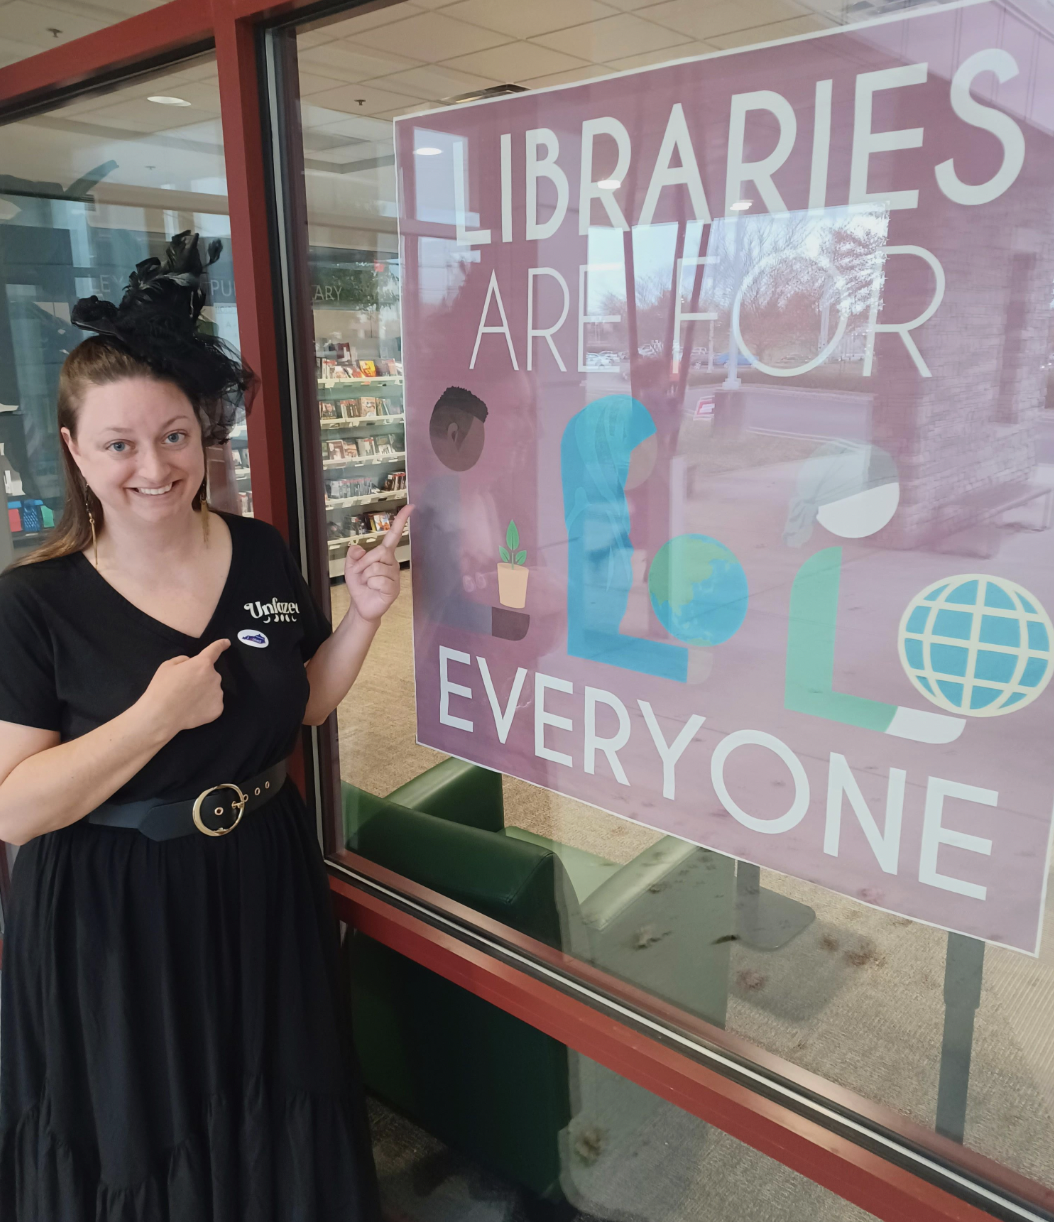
top-left (1, 6), bottom-right (1051, 1220)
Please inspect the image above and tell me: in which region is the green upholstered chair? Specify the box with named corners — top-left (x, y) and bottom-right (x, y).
top-left (341, 760), bottom-right (735, 1210)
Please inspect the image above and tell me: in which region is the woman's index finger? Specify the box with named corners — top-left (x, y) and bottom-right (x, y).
top-left (379, 504), bottom-right (413, 551)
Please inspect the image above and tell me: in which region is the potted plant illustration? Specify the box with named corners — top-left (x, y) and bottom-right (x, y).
top-left (497, 519), bottom-right (529, 609)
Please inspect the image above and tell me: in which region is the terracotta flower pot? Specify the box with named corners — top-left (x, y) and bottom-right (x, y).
top-left (497, 563), bottom-right (529, 609)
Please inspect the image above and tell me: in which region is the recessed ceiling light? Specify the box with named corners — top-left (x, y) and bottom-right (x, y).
top-left (730, 199), bottom-right (753, 211)
top-left (597, 179), bottom-right (621, 189)
top-left (415, 147), bottom-right (442, 156)
top-left (147, 95), bottom-right (191, 106)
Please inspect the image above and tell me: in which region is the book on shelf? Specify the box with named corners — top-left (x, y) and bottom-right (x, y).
top-left (383, 471), bottom-right (406, 492)
top-left (359, 436), bottom-right (377, 457)
top-left (324, 439), bottom-right (347, 462)
top-left (325, 475), bottom-right (383, 502)
top-left (320, 399), bottom-right (341, 420)
top-left (358, 397), bottom-right (378, 417)
top-left (318, 356), bottom-right (402, 382)
top-left (338, 398), bottom-right (358, 417)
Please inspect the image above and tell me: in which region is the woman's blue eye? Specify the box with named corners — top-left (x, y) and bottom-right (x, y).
top-left (109, 441), bottom-right (128, 453)
top-left (165, 432), bottom-right (186, 444)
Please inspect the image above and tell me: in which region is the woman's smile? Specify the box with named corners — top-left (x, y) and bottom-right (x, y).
top-left (129, 482), bottom-right (177, 498)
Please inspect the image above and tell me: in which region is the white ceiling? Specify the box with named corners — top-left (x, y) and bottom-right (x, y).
top-left (291, 0), bottom-right (861, 196)
top-left (0, 54), bottom-right (225, 210)
top-left (0, 0), bottom-right (950, 232)
top-left (0, 0), bottom-right (169, 69)
top-left (296, 0), bottom-right (849, 127)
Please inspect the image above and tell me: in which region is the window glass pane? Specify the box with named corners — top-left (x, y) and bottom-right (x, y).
top-left (0, 2), bottom-right (172, 70)
top-left (354, 959), bottom-right (882, 1222)
top-left (0, 55), bottom-right (252, 571)
top-left (290, 0), bottom-right (1054, 1200)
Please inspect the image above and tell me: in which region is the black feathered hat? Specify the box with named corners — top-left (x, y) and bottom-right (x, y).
top-left (71, 231), bottom-right (256, 445)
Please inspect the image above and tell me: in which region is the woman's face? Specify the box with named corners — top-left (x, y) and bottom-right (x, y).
top-left (62, 376), bottom-right (205, 529)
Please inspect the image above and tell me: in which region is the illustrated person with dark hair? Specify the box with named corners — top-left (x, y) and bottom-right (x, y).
top-left (0, 233), bottom-right (408, 1220)
top-left (427, 384), bottom-right (488, 472)
top-left (417, 385), bottom-right (494, 634)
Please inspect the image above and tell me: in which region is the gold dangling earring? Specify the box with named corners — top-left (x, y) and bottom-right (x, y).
top-left (84, 486), bottom-right (99, 569)
top-left (199, 476), bottom-right (209, 545)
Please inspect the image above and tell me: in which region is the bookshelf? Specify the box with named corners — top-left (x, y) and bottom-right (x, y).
top-left (317, 373), bottom-right (408, 578)
top-left (227, 395), bottom-right (408, 578)
top-left (228, 421), bottom-right (253, 517)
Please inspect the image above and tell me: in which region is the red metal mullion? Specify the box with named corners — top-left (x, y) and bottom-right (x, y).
top-left (212, 4), bottom-right (290, 539)
top-left (0, 0), bottom-right (211, 110)
top-left (333, 878), bottom-right (1001, 1222)
top-left (228, 0), bottom-right (400, 20)
top-left (212, 1), bottom-right (311, 796)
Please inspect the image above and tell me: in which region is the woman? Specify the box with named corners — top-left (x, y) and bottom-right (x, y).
top-left (0, 233), bottom-right (410, 1220)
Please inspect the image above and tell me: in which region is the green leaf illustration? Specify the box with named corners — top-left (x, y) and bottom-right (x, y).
top-left (506, 520), bottom-right (519, 551)
top-left (514, 550), bottom-right (527, 566)
top-left (500, 546), bottom-right (511, 563)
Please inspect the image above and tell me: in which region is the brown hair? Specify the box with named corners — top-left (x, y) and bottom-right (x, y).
top-left (10, 337), bottom-right (209, 569)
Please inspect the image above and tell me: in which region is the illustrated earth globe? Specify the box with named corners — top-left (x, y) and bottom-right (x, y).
top-left (648, 534), bottom-right (748, 646)
top-left (899, 575), bottom-right (1053, 716)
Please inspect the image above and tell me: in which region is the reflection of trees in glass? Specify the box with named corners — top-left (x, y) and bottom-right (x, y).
top-left (597, 209), bottom-right (886, 369)
top-left (316, 262), bottom-right (400, 312)
top-left (719, 211), bottom-right (886, 367)
top-left (600, 275), bottom-right (693, 358)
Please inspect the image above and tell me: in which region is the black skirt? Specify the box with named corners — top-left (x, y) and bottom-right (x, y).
top-left (0, 784), bottom-right (381, 1222)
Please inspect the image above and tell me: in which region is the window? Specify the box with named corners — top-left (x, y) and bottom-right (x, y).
top-left (270, 0), bottom-right (1054, 1209)
top-left (0, 54), bottom-right (252, 573)
top-left (0, 1), bottom-right (171, 70)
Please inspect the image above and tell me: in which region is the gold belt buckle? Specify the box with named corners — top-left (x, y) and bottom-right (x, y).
top-left (192, 783), bottom-right (248, 837)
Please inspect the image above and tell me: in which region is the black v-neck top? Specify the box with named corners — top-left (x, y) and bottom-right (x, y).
top-left (0, 512), bottom-right (331, 803)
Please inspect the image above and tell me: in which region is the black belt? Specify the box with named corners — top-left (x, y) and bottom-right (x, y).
top-left (87, 760), bottom-right (288, 841)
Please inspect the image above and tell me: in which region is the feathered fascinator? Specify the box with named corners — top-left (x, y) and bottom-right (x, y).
top-left (71, 230), bottom-right (256, 444)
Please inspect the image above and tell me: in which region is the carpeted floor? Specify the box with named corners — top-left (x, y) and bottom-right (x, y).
top-left (333, 578), bottom-right (1054, 1199)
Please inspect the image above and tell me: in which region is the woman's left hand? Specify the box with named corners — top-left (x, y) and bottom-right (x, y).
top-left (343, 504), bottom-right (413, 623)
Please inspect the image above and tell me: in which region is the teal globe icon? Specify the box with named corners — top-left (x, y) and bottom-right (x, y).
top-left (899, 575), bottom-right (1053, 716)
top-left (648, 534), bottom-right (748, 646)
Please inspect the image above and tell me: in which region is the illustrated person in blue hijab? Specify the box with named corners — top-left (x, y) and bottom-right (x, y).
top-left (561, 394), bottom-right (687, 682)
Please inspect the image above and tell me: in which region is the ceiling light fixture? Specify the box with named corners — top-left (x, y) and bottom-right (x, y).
top-left (147, 95), bottom-right (191, 106)
top-left (415, 147), bottom-right (442, 156)
top-left (441, 83), bottom-right (528, 106)
top-left (597, 178), bottom-right (621, 189)
top-left (730, 199), bottom-right (753, 211)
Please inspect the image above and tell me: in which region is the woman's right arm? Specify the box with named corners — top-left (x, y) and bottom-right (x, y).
top-left (0, 638), bottom-right (231, 845)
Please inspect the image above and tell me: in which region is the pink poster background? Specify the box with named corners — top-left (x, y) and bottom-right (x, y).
top-left (396, 0), bottom-right (1054, 953)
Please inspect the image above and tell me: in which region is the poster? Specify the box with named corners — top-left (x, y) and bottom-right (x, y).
top-left (396, 0), bottom-right (1054, 953)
